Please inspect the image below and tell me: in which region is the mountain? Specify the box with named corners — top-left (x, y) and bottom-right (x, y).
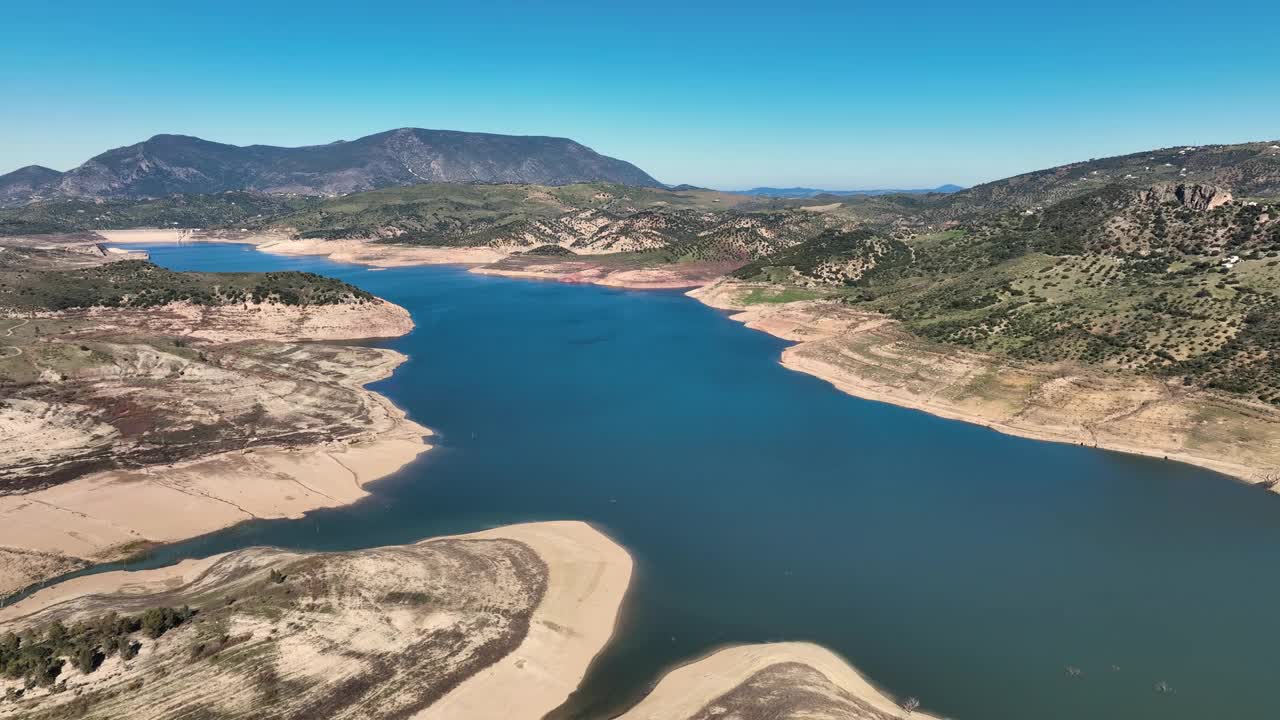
top-left (0, 128), bottom-right (662, 207)
top-left (0, 165), bottom-right (64, 206)
top-left (733, 185), bottom-right (962, 198)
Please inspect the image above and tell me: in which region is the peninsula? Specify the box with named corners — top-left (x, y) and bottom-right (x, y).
top-left (0, 521), bottom-right (631, 720)
top-left (0, 240), bottom-right (430, 596)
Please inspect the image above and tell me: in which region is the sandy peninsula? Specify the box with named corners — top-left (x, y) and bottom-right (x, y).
top-left (619, 642), bottom-right (941, 720)
top-left (0, 344), bottom-right (429, 598)
top-left (0, 520), bottom-right (632, 720)
top-left (0, 244), bottom-right (430, 597)
top-left (690, 279), bottom-right (1280, 487)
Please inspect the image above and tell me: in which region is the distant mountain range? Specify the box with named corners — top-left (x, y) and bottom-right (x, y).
top-left (0, 128), bottom-right (662, 207)
top-left (731, 185), bottom-right (964, 198)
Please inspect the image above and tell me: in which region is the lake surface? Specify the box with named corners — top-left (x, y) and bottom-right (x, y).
top-left (79, 243), bottom-right (1280, 718)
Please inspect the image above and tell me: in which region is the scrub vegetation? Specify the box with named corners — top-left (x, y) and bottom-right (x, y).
top-left (0, 193), bottom-right (310, 237)
top-left (0, 607), bottom-right (193, 690)
top-left (736, 185), bottom-right (1280, 404)
top-left (3, 140), bottom-right (1279, 407)
top-left (0, 537), bottom-right (549, 720)
top-left (0, 259), bottom-right (375, 311)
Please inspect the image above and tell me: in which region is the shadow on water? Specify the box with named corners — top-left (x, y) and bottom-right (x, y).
top-left (12, 242), bottom-right (1280, 720)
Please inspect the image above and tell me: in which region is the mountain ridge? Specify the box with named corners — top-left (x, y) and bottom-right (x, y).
top-left (0, 165), bottom-right (64, 206)
top-left (0, 128), bottom-right (662, 207)
top-left (929, 141), bottom-right (1280, 220)
top-left (733, 184), bottom-right (962, 198)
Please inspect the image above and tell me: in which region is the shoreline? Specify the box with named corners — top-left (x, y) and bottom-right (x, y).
top-left (93, 230), bottom-right (730, 290)
top-left (89, 230), bottom-right (1280, 485)
top-left (0, 244), bottom-right (433, 596)
top-left (0, 521), bottom-right (633, 720)
top-left (617, 642), bottom-right (942, 720)
top-left (0, 346), bottom-right (432, 598)
top-left (416, 521), bottom-right (634, 720)
top-left (690, 280), bottom-right (1280, 487)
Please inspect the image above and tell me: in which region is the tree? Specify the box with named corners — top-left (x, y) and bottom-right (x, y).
top-left (72, 645), bottom-right (103, 675)
top-left (140, 606), bottom-right (194, 639)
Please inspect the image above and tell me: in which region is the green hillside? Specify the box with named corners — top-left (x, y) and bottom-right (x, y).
top-left (0, 193), bottom-right (311, 237)
top-left (3, 140), bottom-right (1279, 405)
top-left (737, 184), bottom-right (1280, 404)
top-left (0, 259), bottom-right (376, 311)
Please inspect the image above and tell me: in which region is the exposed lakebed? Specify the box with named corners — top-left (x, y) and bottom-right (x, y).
top-left (80, 243), bottom-right (1280, 719)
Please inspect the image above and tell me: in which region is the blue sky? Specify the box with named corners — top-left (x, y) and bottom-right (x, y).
top-left (3, 1), bottom-right (1277, 189)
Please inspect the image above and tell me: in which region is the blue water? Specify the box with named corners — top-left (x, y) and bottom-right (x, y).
top-left (78, 243), bottom-right (1280, 718)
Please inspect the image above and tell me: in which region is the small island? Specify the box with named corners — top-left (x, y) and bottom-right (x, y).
top-left (620, 643), bottom-right (941, 720)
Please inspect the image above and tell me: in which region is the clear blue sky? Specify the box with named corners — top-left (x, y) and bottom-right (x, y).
top-left (4, 1), bottom-right (1277, 189)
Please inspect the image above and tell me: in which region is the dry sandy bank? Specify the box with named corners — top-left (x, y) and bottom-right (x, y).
top-left (259, 236), bottom-right (508, 267)
top-left (619, 642), bottom-right (941, 720)
top-left (93, 228), bottom-right (275, 245)
top-left (415, 521), bottom-right (633, 720)
top-left (97, 230), bottom-right (732, 289)
top-left (262, 236), bottom-right (735, 289)
top-left (0, 346), bottom-right (431, 597)
top-left (0, 235), bottom-right (429, 596)
top-left (0, 521), bottom-right (631, 720)
top-left (95, 230), bottom-right (505, 268)
top-left (690, 280), bottom-right (1280, 486)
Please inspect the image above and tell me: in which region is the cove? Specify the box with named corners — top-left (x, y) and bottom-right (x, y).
top-left (71, 242), bottom-right (1280, 719)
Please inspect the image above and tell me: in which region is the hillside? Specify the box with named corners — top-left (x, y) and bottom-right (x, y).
top-left (264, 182), bottom-right (852, 261)
top-left (736, 182), bottom-right (1280, 405)
top-left (926, 141), bottom-right (1280, 220)
top-left (734, 185), bottom-right (962, 198)
top-left (0, 128), bottom-right (662, 207)
top-left (0, 193), bottom-right (312, 237)
top-left (0, 166), bottom-right (63, 207)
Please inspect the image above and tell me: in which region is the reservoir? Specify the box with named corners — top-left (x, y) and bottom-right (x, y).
top-left (81, 242), bottom-right (1280, 719)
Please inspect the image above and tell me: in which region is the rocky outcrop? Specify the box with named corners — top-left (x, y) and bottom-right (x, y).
top-left (1139, 182), bottom-right (1233, 210)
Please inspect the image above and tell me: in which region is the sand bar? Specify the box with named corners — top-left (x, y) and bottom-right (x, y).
top-left (619, 642), bottom-right (942, 720)
top-left (0, 521), bottom-right (632, 720)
